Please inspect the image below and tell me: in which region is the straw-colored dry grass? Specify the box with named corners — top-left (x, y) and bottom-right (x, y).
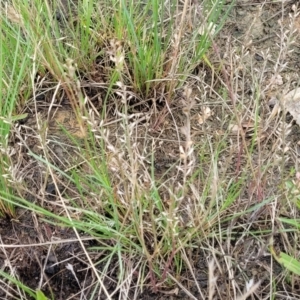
top-left (1, 1), bottom-right (300, 299)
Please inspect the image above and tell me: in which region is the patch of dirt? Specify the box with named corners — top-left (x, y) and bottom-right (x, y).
top-left (2, 0), bottom-right (300, 299)
top-left (0, 212), bottom-right (95, 299)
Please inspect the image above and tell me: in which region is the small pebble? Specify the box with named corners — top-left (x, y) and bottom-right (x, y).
top-left (254, 53), bottom-right (264, 61)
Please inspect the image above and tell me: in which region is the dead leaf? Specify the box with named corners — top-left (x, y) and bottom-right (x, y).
top-left (282, 88), bottom-right (300, 126)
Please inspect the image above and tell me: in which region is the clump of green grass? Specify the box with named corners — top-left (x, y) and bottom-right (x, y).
top-left (0, 3), bottom-right (34, 216)
top-left (0, 0), bottom-right (232, 210)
